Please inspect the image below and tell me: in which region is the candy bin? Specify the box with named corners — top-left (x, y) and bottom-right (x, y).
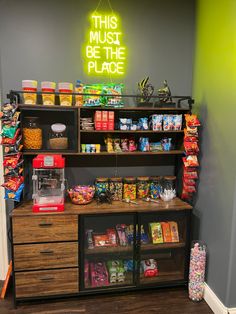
top-left (150, 176), bottom-right (163, 199)
top-left (23, 116), bottom-right (42, 150)
top-left (136, 177), bottom-right (149, 199)
top-left (109, 177), bottom-right (123, 201)
top-left (123, 177), bottom-right (136, 200)
top-left (68, 185), bottom-right (95, 205)
top-left (95, 177), bottom-right (109, 196)
top-left (32, 155), bottom-right (65, 212)
top-left (189, 241), bottom-right (207, 301)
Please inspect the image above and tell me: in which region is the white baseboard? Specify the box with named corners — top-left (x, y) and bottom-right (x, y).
top-left (228, 309), bottom-right (236, 314)
top-left (204, 283), bottom-right (228, 314)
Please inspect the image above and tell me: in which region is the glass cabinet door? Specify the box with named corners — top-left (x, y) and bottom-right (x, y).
top-left (137, 211), bottom-right (189, 286)
top-left (80, 213), bottom-right (136, 291)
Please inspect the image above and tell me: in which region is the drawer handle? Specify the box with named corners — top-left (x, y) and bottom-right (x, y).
top-left (40, 250), bottom-right (54, 255)
top-left (38, 223), bottom-right (53, 227)
top-left (40, 276), bottom-right (54, 281)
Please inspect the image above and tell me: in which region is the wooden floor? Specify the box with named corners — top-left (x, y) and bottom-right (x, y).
top-left (0, 282), bottom-right (212, 314)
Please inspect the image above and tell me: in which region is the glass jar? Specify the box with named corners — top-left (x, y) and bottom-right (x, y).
top-left (95, 177), bottom-right (109, 195)
top-left (109, 177), bottom-right (123, 201)
top-left (23, 116), bottom-right (42, 149)
top-left (49, 123), bottom-right (68, 150)
top-left (149, 176), bottom-right (163, 199)
top-left (137, 176), bottom-right (149, 199)
top-left (189, 241), bottom-right (207, 301)
top-left (58, 82), bottom-right (73, 106)
top-left (123, 177), bottom-right (136, 200)
top-left (163, 176), bottom-right (176, 191)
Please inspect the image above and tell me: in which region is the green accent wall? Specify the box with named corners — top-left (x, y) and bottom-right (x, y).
top-left (193, 0), bottom-right (236, 307)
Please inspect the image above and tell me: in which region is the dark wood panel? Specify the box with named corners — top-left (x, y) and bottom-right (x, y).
top-left (11, 198), bottom-right (192, 217)
top-left (12, 215), bottom-right (78, 243)
top-left (14, 242), bottom-right (78, 271)
top-left (15, 268), bottom-right (79, 298)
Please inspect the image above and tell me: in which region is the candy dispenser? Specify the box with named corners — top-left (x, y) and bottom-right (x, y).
top-left (188, 241), bottom-right (207, 301)
top-left (32, 154), bottom-right (65, 212)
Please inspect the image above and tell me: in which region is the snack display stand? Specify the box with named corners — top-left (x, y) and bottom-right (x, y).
top-left (6, 90), bottom-right (195, 306)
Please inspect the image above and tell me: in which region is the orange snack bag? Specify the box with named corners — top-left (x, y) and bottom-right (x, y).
top-left (169, 221), bottom-right (179, 243)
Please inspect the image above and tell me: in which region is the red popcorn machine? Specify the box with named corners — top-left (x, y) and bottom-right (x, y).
top-left (32, 154), bottom-right (65, 213)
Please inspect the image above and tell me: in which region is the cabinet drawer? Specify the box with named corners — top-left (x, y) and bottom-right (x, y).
top-left (15, 268), bottom-right (79, 298)
top-left (14, 242), bottom-right (78, 271)
top-left (12, 215), bottom-right (78, 243)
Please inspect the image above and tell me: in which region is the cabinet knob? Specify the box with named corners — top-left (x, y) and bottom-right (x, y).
top-left (38, 222), bottom-right (53, 227)
top-left (40, 250), bottom-right (54, 255)
top-left (40, 276), bottom-right (54, 281)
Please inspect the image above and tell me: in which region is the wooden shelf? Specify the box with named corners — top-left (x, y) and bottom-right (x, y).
top-left (140, 259), bottom-right (184, 284)
top-left (78, 150), bottom-right (184, 156)
top-left (85, 272), bottom-right (134, 289)
top-left (11, 197), bottom-right (192, 217)
top-left (80, 130), bottom-right (184, 134)
top-left (18, 104), bottom-right (78, 110)
top-left (141, 242), bottom-right (185, 251)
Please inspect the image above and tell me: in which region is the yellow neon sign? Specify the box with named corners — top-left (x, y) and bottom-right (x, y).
top-left (83, 12), bottom-right (127, 76)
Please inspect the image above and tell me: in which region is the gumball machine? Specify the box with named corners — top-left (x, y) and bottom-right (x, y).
top-left (32, 155), bottom-right (65, 213)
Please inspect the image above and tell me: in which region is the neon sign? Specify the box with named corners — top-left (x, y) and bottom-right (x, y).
top-left (84, 13), bottom-right (127, 76)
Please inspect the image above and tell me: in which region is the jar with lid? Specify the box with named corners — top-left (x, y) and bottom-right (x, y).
top-left (49, 123), bottom-right (68, 150)
top-left (149, 176), bottom-right (163, 199)
top-left (189, 241), bottom-right (207, 301)
top-left (23, 117), bottom-right (42, 149)
top-left (109, 177), bottom-right (123, 201)
top-left (137, 177), bottom-right (149, 199)
top-left (95, 177), bottom-right (109, 196)
top-left (163, 176), bottom-right (176, 191)
top-left (123, 177), bottom-right (136, 200)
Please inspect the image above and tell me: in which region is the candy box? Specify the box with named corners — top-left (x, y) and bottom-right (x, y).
top-left (93, 234), bottom-right (110, 247)
top-left (102, 111), bottom-right (108, 130)
top-left (141, 259), bottom-right (158, 278)
top-left (106, 228), bottom-right (117, 246)
top-left (161, 222), bottom-right (172, 242)
top-left (169, 221), bottom-right (179, 242)
top-left (90, 262), bottom-right (109, 287)
top-left (94, 111), bottom-right (102, 130)
top-left (108, 111), bottom-right (114, 130)
top-left (149, 222), bottom-right (163, 244)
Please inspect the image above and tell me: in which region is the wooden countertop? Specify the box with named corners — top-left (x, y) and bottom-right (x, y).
top-left (11, 197), bottom-right (192, 217)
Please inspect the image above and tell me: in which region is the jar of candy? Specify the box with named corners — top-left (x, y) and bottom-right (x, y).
top-left (109, 177), bottom-right (123, 201)
top-left (163, 176), bottom-right (176, 191)
top-left (136, 177), bottom-right (149, 199)
top-left (22, 80), bottom-right (37, 105)
top-left (149, 176), bottom-right (163, 199)
top-left (95, 177), bottom-right (109, 195)
top-left (189, 241), bottom-right (207, 301)
top-left (123, 177), bottom-right (136, 200)
top-left (23, 117), bottom-right (42, 150)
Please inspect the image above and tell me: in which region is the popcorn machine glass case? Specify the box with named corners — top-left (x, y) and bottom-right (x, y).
top-left (32, 154), bottom-right (65, 213)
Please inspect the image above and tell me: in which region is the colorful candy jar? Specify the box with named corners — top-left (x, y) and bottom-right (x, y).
top-left (109, 177), bottom-right (123, 201)
top-left (188, 241), bottom-right (207, 301)
top-left (123, 177), bottom-right (136, 200)
top-left (136, 176), bottom-right (149, 199)
top-left (149, 176), bottom-right (163, 199)
top-left (95, 177), bottom-right (109, 196)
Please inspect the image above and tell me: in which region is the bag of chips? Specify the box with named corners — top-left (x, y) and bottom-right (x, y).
top-left (5, 183), bottom-right (24, 202)
top-left (2, 176), bottom-right (24, 192)
top-left (185, 114), bottom-right (201, 127)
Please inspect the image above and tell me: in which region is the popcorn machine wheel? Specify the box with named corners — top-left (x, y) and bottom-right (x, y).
top-left (32, 155), bottom-right (65, 213)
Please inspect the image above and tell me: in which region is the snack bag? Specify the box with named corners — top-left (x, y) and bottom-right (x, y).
top-left (106, 228), bottom-right (117, 246)
top-left (183, 155), bottom-right (199, 168)
top-left (5, 183), bottom-right (24, 202)
top-left (139, 117), bottom-right (149, 130)
top-left (161, 138), bottom-right (172, 151)
top-left (83, 84), bottom-right (103, 106)
top-left (183, 168), bottom-right (198, 179)
top-left (169, 221), bottom-right (179, 242)
top-left (161, 222), bottom-right (172, 242)
top-left (1, 123), bottom-right (20, 139)
top-left (93, 234), bottom-right (110, 247)
top-left (139, 137), bottom-right (149, 152)
top-left (124, 260), bottom-right (134, 272)
top-left (2, 176), bottom-right (24, 192)
top-left (104, 83), bottom-right (124, 107)
top-left (184, 142), bottom-right (199, 155)
top-left (151, 114), bottom-right (163, 131)
top-left (116, 224), bottom-right (128, 246)
top-left (1, 128), bottom-right (20, 145)
top-left (185, 114), bottom-right (201, 127)
top-left (141, 259), bottom-right (158, 277)
top-left (173, 115), bottom-right (182, 130)
top-left (149, 222), bottom-right (163, 244)
top-left (163, 115), bottom-right (174, 130)
top-left (0, 103), bottom-right (18, 121)
top-left (3, 153), bottom-right (22, 168)
top-left (3, 136), bottom-right (23, 155)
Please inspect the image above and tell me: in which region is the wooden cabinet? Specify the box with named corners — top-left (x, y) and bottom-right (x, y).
top-left (11, 213), bottom-right (79, 301)
top-left (11, 199), bottom-right (192, 305)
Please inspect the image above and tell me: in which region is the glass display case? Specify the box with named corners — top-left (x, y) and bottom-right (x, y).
top-left (80, 213), bottom-right (136, 291)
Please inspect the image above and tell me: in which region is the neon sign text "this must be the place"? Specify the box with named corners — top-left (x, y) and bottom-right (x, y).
top-left (84, 13), bottom-right (127, 76)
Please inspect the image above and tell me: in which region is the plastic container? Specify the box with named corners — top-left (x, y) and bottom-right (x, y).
top-left (95, 177), bottom-right (109, 195)
top-left (163, 176), bottom-right (176, 191)
top-left (109, 177), bottom-right (123, 201)
top-left (189, 241), bottom-right (207, 301)
top-left (22, 80), bottom-right (37, 105)
top-left (49, 123), bottom-right (68, 150)
top-left (75, 80), bottom-right (83, 106)
top-left (137, 176), bottom-right (149, 199)
top-left (123, 177), bottom-right (136, 200)
top-left (58, 82), bottom-right (73, 106)
top-left (41, 81), bottom-right (56, 105)
top-left (149, 176), bottom-right (163, 199)
top-left (23, 116), bottom-right (42, 149)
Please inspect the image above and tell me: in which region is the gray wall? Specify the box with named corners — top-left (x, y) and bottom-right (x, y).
top-left (193, 0), bottom-right (236, 307)
top-left (0, 0), bottom-right (195, 182)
